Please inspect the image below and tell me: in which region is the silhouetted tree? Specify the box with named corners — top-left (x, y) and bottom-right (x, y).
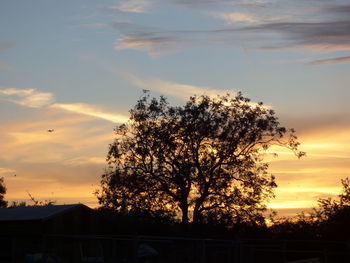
top-left (314, 178), bottom-right (350, 220)
top-left (312, 177), bottom-right (350, 240)
top-left (269, 212), bottom-right (320, 240)
top-left (8, 201), bottom-right (27, 207)
top-left (271, 178), bottom-right (350, 241)
top-left (26, 191), bottom-right (56, 206)
top-left (97, 92), bottom-right (303, 226)
top-left (0, 177), bottom-right (7, 208)
top-left (6, 192), bottom-right (55, 208)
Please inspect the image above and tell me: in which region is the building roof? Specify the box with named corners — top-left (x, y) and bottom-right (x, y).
top-left (0, 204), bottom-right (91, 222)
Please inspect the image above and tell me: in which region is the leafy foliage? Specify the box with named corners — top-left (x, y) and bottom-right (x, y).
top-left (0, 177), bottom-right (7, 208)
top-left (97, 92), bottom-right (303, 226)
top-left (314, 178), bottom-right (350, 221)
top-left (8, 201), bottom-right (27, 207)
top-left (311, 177), bottom-right (350, 240)
top-left (271, 178), bottom-right (350, 240)
top-left (6, 192), bottom-right (56, 208)
top-left (26, 191), bottom-right (56, 206)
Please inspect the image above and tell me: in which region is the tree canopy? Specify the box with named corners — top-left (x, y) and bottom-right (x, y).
top-left (270, 177), bottom-right (350, 241)
top-left (97, 92), bottom-right (303, 226)
top-left (315, 177), bottom-right (350, 221)
top-left (0, 177), bottom-right (7, 208)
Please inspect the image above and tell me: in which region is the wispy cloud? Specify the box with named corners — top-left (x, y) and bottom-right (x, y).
top-left (112, 21), bottom-right (192, 55)
top-left (307, 55), bottom-right (350, 65)
top-left (126, 73), bottom-right (269, 108)
top-left (9, 131), bottom-right (60, 145)
top-left (246, 21), bottom-right (350, 52)
top-left (111, 1), bottom-right (350, 61)
top-left (126, 73), bottom-right (235, 100)
top-left (115, 20), bottom-right (350, 54)
top-left (51, 103), bottom-right (129, 123)
top-left (173, 0), bottom-right (273, 10)
top-left (282, 114), bottom-right (350, 138)
top-left (214, 12), bottom-right (258, 24)
top-left (0, 88), bottom-right (55, 108)
top-left (0, 88), bottom-right (129, 123)
top-left (110, 0), bottom-right (152, 13)
top-left (323, 4), bottom-right (350, 15)
top-left (0, 167), bottom-right (15, 175)
top-left (63, 156), bottom-right (105, 166)
top-left (0, 110), bottom-right (114, 206)
top-left (115, 35), bottom-right (188, 56)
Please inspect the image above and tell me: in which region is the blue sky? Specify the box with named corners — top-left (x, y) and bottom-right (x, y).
top-left (1, 0), bottom-right (350, 214)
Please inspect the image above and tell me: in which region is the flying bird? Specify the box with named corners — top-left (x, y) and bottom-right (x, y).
top-left (47, 129), bottom-right (54, 133)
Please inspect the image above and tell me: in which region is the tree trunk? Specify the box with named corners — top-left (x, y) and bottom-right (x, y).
top-left (192, 203), bottom-right (201, 225)
top-left (180, 203), bottom-right (189, 225)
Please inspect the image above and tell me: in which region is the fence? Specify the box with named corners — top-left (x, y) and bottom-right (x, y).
top-left (0, 234), bottom-right (349, 263)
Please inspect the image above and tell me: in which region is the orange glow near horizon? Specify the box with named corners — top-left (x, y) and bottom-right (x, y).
top-left (266, 127), bottom-right (350, 213)
top-left (2, 0), bottom-right (350, 222)
top-left (0, 108), bottom-right (349, 218)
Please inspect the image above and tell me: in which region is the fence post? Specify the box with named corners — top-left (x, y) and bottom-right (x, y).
top-left (112, 238), bottom-right (116, 261)
top-left (282, 240), bottom-right (287, 263)
top-left (249, 246), bottom-right (254, 263)
top-left (200, 240), bottom-right (206, 263)
top-left (11, 236), bottom-right (15, 263)
top-left (239, 240), bottom-right (243, 263)
top-left (323, 248), bottom-right (328, 263)
top-left (132, 236), bottom-right (139, 263)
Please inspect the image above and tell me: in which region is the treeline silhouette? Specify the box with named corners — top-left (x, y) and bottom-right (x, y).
top-left (1, 93), bottom-right (347, 242)
top-left (94, 92), bottom-right (347, 242)
top-left (95, 177), bottom-right (350, 242)
top-left (0, 178), bottom-right (55, 208)
top-left (97, 92), bottom-right (303, 229)
top-left (2, 175), bottom-right (349, 241)
top-left (270, 177), bottom-right (350, 241)
top-left (0, 177), bottom-right (6, 208)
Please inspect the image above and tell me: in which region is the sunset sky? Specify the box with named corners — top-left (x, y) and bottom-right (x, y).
top-left (1, 0), bottom-right (350, 216)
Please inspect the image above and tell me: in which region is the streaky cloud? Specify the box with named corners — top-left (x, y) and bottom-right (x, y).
top-left (114, 20), bottom-right (350, 55)
top-left (126, 73), bottom-right (235, 100)
top-left (0, 88), bottom-right (55, 108)
top-left (213, 12), bottom-right (258, 24)
top-left (0, 88), bottom-right (129, 123)
top-left (115, 35), bottom-right (184, 56)
top-left (0, 167), bottom-right (15, 175)
top-left (111, 1), bottom-right (350, 60)
top-left (110, 0), bottom-right (152, 13)
top-left (51, 103), bottom-right (129, 124)
top-left (243, 21), bottom-right (350, 51)
top-left (173, 0), bottom-right (273, 9)
top-left (0, 113), bottom-right (113, 163)
top-left (323, 4), bottom-right (350, 14)
top-left (63, 156), bottom-right (106, 166)
top-left (126, 73), bottom-right (269, 109)
top-left (283, 114), bottom-right (350, 138)
top-left (307, 55), bottom-right (350, 65)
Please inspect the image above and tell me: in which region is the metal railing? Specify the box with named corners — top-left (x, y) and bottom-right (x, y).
top-left (0, 234), bottom-right (349, 263)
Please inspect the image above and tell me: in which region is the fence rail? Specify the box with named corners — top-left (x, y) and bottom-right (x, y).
top-left (0, 234), bottom-right (348, 263)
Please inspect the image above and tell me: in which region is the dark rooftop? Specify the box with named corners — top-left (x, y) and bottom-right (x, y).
top-left (0, 204), bottom-right (90, 222)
